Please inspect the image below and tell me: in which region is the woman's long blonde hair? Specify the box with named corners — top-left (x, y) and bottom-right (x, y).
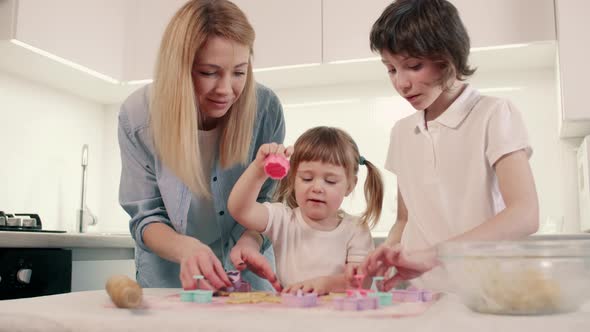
top-left (275, 127), bottom-right (384, 228)
top-left (150, 0), bottom-right (257, 198)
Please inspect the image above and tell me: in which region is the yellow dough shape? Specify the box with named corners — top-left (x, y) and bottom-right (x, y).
top-left (322, 292), bottom-right (346, 302)
top-left (226, 292), bottom-right (281, 304)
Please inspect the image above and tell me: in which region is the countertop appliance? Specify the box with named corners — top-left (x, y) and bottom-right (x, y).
top-left (0, 212), bottom-right (65, 233)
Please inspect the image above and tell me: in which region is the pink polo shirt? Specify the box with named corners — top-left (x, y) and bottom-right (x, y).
top-left (385, 84), bottom-right (532, 255)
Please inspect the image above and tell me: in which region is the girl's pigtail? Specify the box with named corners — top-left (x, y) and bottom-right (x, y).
top-left (360, 159), bottom-right (384, 228)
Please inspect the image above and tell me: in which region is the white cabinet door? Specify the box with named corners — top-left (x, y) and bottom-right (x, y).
top-left (322, 0), bottom-right (391, 63)
top-left (232, 0), bottom-right (322, 69)
top-left (555, 0), bottom-right (590, 122)
top-left (451, 0), bottom-right (555, 49)
top-left (13, 0), bottom-right (127, 81)
top-left (323, 0), bottom-right (555, 63)
top-left (123, 0), bottom-right (188, 81)
top-left (125, 0), bottom-right (321, 79)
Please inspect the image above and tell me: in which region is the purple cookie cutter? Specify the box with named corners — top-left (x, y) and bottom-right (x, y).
top-left (391, 288), bottom-right (434, 302)
top-left (226, 270), bottom-right (252, 292)
top-left (333, 294), bottom-right (379, 311)
top-left (281, 290), bottom-right (318, 308)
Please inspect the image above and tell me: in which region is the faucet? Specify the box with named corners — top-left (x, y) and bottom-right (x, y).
top-left (77, 144), bottom-right (98, 232)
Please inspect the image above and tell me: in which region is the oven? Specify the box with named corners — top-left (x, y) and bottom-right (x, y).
top-left (0, 248), bottom-right (72, 300)
top-left (0, 212), bottom-right (71, 299)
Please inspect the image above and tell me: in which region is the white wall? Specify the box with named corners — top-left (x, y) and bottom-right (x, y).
top-left (99, 104), bottom-right (129, 233)
top-left (275, 67), bottom-right (579, 235)
top-left (0, 72), bottom-right (105, 232)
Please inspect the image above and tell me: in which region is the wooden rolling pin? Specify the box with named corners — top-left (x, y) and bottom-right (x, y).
top-left (106, 275), bottom-right (143, 309)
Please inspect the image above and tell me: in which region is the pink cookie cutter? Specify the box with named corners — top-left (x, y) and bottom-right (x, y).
top-left (264, 155), bottom-right (290, 179)
top-left (281, 290), bottom-right (318, 308)
top-left (345, 274), bottom-right (373, 297)
top-left (346, 289), bottom-right (373, 297)
top-left (334, 274), bottom-right (378, 310)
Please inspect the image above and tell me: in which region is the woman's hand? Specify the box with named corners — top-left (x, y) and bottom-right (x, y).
top-left (230, 241), bottom-right (282, 292)
top-left (178, 237), bottom-right (232, 290)
top-left (360, 244), bottom-right (438, 291)
top-left (283, 276), bottom-right (333, 295)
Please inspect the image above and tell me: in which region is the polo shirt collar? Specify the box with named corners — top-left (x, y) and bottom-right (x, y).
top-left (414, 84), bottom-right (480, 130)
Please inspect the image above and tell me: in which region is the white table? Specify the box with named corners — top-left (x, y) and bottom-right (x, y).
top-left (0, 289), bottom-right (588, 332)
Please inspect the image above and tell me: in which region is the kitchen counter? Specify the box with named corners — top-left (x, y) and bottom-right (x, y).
top-left (4, 231), bottom-right (587, 250)
top-left (373, 233), bottom-right (590, 246)
top-left (0, 289), bottom-right (588, 332)
top-left (0, 231), bottom-right (134, 249)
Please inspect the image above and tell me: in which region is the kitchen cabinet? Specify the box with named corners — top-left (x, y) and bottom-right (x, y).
top-left (0, 0), bottom-right (562, 104)
top-left (322, 0), bottom-right (555, 63)
top-left (219, 0), bottom-right (322, 70)
top-left (555, 0), bottom-right (590, 136)
top-left (451, 0), bottom-right (555, 49)
top-left (2, 0), bottom-right (127, 81)
top-left (123, 0), bottom-right (188, 81)
top-left (126, 0), bottom-right (322, 80)
top-left (322, 0), bottom-right (391, 63)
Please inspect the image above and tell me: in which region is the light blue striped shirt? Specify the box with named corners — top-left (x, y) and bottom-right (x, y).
top-left (118, 83), bottom-right (285, 290)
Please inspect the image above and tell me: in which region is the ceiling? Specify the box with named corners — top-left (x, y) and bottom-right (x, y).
top-left (0, 41), bottom-right (556, 105)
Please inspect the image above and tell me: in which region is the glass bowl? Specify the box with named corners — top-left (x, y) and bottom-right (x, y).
top-left (437, 239), bottom-right (590, 315)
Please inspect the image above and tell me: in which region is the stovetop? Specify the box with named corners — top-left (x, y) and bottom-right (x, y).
top-left (0, 212), bottom-right (66, 233)
top-left (0, 226), bottom-right (66, 233)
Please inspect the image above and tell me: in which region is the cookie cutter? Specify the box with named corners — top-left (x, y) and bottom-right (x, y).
top-left (333, 292), bottom-right (378, 311)
top-left (281, 289), bottom-right (318, 308)
top-left (226, 270), bottom-right (252, 293)
top-left (368, 276), bottom-right (393, 306)
top-left (180, 275), bottom-right (213, 303)
top-left (391, 288), bottom-right (434, 302)
top-left (264, 154), bottom-right (290, 179)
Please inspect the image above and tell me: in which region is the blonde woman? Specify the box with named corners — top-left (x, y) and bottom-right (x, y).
top-left (118, 0), bottom-right (284, 291)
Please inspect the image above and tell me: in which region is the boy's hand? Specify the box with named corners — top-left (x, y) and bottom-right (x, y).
top-left (361, 244), bottom-right (438, 291)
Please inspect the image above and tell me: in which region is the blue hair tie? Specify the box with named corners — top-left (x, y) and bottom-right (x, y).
top-left (359, 156), bottom-right (366, 166)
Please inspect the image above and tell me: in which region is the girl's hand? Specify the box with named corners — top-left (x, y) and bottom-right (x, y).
top-left (229, 243), bottom-right (282, 292)
top-left (345, 263), bottom-right (359, 287)
top-left (179, 237), bottom-right (232, 290)
top-left (361, 244), bottom-right (438, 291)
top-left (283, 276), bottom-right (332, 295)
top-left (254, 143), bottom-right (293, 168)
